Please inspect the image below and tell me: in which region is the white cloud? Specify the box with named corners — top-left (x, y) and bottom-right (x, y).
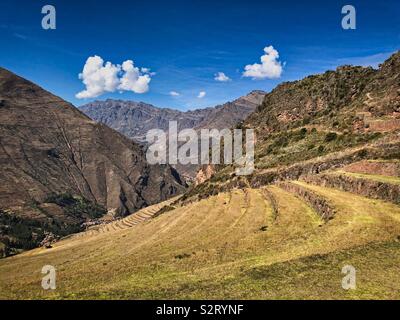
top-left (118, 60), bottom-right (151, 94)
top-left (141, 67), bottom-right (156, 76)
top-left (169, 91), bottom-right (180, 97)
top-left (197, 91), bottom-right (206, 98)
top-left (76, 56), bottom-right (153, 99)
top-left (75, 56), bottom-right (120, 99)
top-left (242, 46), bottom-right (283, 80)
top-left (214, 72), bottom-right (231, 82)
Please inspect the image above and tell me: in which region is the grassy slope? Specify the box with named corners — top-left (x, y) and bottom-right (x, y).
top-left (1, 184), bottom-right (400, 299)
top-left (331, 170), bottom-right (400, 185)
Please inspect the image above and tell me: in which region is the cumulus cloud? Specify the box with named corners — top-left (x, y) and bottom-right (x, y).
top-left (197, 91), bottom-right (206, 98)
top-left (76, 56), bottom-right (153, 99)
top-left (169, 91), bottom-right (180, 97)
top-left (75, 56), bottom-right (120, 99)
top-left (118, 60), bottom-right (151, 94)
top-left (242, 46), bottom-right (283, 80)
top-left (214, 72), bottom-right (231, 82)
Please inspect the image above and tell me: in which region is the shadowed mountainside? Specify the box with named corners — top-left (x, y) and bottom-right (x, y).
top-left (0, 67), bottom-right (186, 256)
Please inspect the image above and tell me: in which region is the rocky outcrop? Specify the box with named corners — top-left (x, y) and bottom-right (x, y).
top-left (360, 52), bottom-right (400, 117)
top-left (246, 51), bottom-right (400, 133)
top-left (194, 165), bottom-right (216, 186)
top-left (39, 232), bottom-right (59, 248)
top-left (246, 65), bottom-right (376, 132)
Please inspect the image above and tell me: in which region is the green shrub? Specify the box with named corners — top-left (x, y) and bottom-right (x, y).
top-left (357, 149), bottom-right (368, 158)
top-left (175, 253), bottom-right (191, 260)
top-left (275, 136), bottom-right (289, 148)
top-left (299, 128), bottom-right (308, 135)
top-left (325, 132), bottom-right (337, 142)
top-left (302, 117), bottom-right (310, 125)
top-left (45, 193), bottom-right (76, 207)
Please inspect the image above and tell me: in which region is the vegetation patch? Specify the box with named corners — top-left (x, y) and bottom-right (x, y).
top-left (0, 210), bottom-right (74, 256)
top-left (45, 193), bottom-right (107, 219)
top-left (175, 253), bottom-right (191, 260)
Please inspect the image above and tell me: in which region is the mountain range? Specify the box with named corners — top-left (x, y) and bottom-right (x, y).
top-left (80, 90), bottom-right (266, 143)
top-left (80, 91), bottom-right (265, 179)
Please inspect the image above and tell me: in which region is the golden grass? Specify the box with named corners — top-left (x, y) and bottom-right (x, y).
top-left (1, 185), bottom-right (400, 299)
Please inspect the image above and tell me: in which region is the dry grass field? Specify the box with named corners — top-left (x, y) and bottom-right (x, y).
top-left (1, 177), bottom-right (400, 299)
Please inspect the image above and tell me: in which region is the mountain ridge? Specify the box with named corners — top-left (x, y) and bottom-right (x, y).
top-left (79, 90), bottom-right (266, 143)
top-left (181, 51), bottom-right (400, 202)
top-left (0, 67), bottom-right (186, 255)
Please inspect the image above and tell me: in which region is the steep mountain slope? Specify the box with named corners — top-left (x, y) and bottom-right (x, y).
top-left (79, 90), bottom-right (266, 143)
top-left (247, 52), bottom-right (399, 133)
top-left (0, 68), bottom-right (185, 255)
top-left (194, 90), bottom-right (266, 130)
top-left (183, 51), bottom-right (400, 200)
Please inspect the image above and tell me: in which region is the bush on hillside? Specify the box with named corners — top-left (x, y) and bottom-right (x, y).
top-left (325, 132), bottom-right (338, 142)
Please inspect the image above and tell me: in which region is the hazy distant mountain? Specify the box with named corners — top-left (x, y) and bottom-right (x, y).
top-left (79, 90), bottom-right (266, 143)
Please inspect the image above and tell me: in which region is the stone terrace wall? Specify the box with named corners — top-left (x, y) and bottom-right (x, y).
top-left (302, 174), bottom-right (400, 205)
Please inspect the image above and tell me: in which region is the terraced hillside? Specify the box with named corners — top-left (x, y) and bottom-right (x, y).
top-left (1, 52), bottom-right (399, 300)
top-left (299, 158), bottom-right (398, 199)
top-left (181, 51), bottom-right (400, 203)
top-left (1, 177), bottom-right (400, 299)
top-left (70, 196), bottom-right (179, 238)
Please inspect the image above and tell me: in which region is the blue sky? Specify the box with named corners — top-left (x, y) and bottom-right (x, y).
top-left (0, 0), bottom-right (398, 110)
